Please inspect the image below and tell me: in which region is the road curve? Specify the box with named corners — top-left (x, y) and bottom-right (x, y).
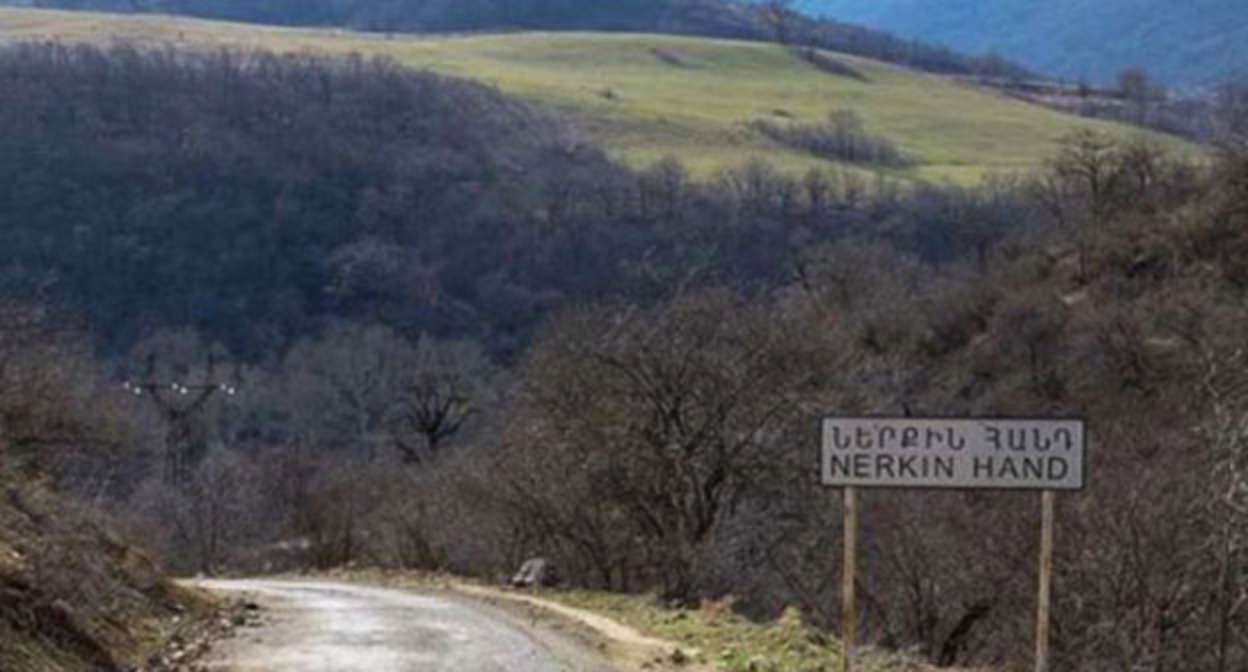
top-left (196, 579), bottom-right (613, 672)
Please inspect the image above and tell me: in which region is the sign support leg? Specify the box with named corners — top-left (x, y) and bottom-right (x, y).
top-left (842, 486), bottom-right (858, 672)
top-left (1035, 489), bottom-right (1055, 672)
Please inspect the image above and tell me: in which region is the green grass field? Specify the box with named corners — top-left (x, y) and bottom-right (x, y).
top-left (0, 7), bottom-right (1197, 183)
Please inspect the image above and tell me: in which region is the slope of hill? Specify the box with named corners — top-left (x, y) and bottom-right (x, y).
top-left (788, 0), bottom-right (1248, 86)
top-left (8, 0), bottom-right (1027, 77)
top-left (0, 305), bottom-right (212, 670)
top-left (0, 7), bottom-right (1194, 183)
top-left (0, 476), bottom-right (210, 671)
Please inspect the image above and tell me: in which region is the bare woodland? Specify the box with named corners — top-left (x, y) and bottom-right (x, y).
top-left (0, 45), bottom-right (1246, 671)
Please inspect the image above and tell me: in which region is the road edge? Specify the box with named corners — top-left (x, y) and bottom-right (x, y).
top-left (447, 582), bottom-right (704, 672)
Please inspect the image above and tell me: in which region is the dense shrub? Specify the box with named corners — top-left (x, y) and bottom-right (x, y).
top-left (750, 109), bottom-right (915, 167)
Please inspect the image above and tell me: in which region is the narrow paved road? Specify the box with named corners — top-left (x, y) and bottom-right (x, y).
top-left (196, 579), bottom-right (615, 672)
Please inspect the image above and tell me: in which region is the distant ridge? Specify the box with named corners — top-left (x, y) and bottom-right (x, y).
top-left (787, 0), bottom-right (1248, 86)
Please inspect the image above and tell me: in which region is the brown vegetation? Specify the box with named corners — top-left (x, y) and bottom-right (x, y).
top-left (442, 130), bottom-right (1248, 669)
top-left (0, 307), bottom-right (205, 671)
top-left (1, 42), bottom-right (1245, 672)
top-left (750, 110), bottom-right (914, 168)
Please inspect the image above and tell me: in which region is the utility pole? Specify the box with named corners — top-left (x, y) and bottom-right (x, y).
top-left (123, 354), bottom-right (237, 485)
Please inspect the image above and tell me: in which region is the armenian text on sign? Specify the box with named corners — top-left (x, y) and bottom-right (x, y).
top-left (820, 418), bottom-right (1085, 490)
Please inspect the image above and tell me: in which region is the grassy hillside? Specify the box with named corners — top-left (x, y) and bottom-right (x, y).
top-left (0, 0), bottom-right (1034, 77)
top-left (0, 7), bottom-right (1193, 183)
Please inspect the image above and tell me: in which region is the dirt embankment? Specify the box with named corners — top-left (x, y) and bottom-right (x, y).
top-left (0, 479), bottom-right (209, 672)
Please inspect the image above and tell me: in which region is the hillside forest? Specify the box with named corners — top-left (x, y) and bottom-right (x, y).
top-left (1, 41), bottom-right (1247, 672)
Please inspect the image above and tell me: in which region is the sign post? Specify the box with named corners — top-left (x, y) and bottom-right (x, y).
top-left (820, 417), bottom-right (1086, 672)
top-left (1035, 489), bottom-right (1056, 672)
top-left (841, 486), bottom-right (857, 672)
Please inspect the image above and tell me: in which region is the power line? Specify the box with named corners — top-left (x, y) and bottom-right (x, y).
top-left (123, 354), bottom-right (238, 484)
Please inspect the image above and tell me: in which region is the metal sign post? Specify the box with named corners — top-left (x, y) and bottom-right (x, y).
top-left (820, 417), bottom-right (1086, 672)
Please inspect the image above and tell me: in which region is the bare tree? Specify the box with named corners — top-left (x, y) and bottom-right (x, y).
top-left (0, 304), bottom-right (121, 473)
top-left (1032, 130), bottom-right (1141, 282)
top-left (390, 336), bottom-right (496, 464)
top-left (1200, 346), bottom-right (1248, 672)
top-left (757, 0), bottom-right (797, 46)
top-left (278, 323), bottom-right (416, 460)
top-left (507, 291), bottom-right (815, 598)
top-left (278, 324), bottom-right (495, 464)
top-left (1118, 66), bottom-right (1164, 124)
top-left (130, 448), bottom-right (260, 575)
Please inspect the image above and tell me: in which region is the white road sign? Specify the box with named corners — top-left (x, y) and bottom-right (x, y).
top-left (821, 417), bottom-right (1085, 490)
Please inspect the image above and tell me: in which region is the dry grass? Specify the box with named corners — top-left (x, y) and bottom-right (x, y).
top-left (0, 476), bottom-right (211, 671)
top-left (326, 568), bottom-right (952, 672)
